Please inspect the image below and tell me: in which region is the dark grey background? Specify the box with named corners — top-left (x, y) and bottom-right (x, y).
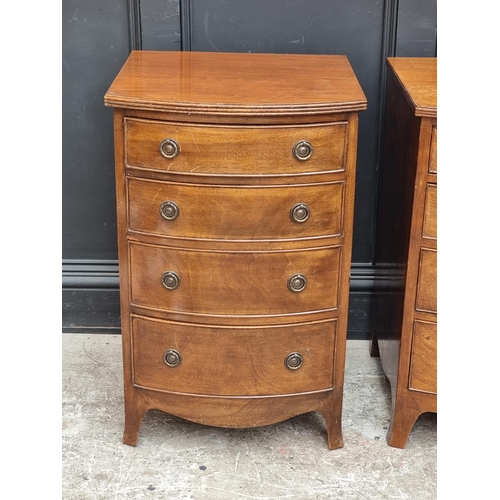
top-left (62, 0), bottom-right (437, 337)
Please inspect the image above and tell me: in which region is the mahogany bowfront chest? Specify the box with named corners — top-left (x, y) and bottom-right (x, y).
top-left (104, 50), bottom-right (366, 449)
top-left (371, 57), bottom-right (437, 448)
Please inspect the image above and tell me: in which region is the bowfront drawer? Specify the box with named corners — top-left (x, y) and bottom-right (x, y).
top-left (409, 320), bottom-right (437, 394)
top-left (129, 242), bottom-right (340, 317)
top-left (127, 177), bottom-right (345, 241)
top-left (125, 118), bottom-right (347, 176)
top-left (428, 126), bottom-right (437, 174)
top-left (422, 183), bottom-right (437, 240)
top-left (132, 315), bottom-right (336, 396)
top-left (415, 247), bottom-right (437, 313)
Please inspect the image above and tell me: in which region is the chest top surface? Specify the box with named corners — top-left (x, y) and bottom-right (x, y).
top-left (104, 50), bottom-right (367, 116)
top-left (387, 57), bottom-right (437, 118)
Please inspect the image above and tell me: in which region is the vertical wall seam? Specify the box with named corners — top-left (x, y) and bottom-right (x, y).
top-left (128, 0), bottom-right (143, 51)
top-left (180, 0), bottom-right (192, 51)
top-left (371, 0), bottom-right (399, 267)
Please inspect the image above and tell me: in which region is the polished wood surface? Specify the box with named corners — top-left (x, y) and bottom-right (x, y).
top-left (132, 315), bottom-right (336, 396)
top-left (408, 321), bottom-right (437, 394)
top-left (105, 51), bottom-right (366, 449)
top-left (386, 58), bottom-right (437, 117)
top-left (129, 242), bottom-right (340, 317)
top-left (422, 184), bottom-right (437, 239)
top-left (127, 177), bottom-right (345, 241)
top-left (122, 389), bottom-right (337, 447)
top-left (415, 249), bottom-right (437, 313)
top-left (125, 118), bottom-right (347, 176)
top-left (428, 127), bottom-right (437, 173)
top-left (105, 51), bottom-right (367, 115)
top-left (371, 57), bottom-right (436, 448)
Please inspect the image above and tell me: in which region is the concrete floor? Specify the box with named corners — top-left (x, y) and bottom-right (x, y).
top-left (62, 335), bottom-right (437, 500)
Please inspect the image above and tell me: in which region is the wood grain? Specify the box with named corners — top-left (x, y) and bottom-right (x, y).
top-left (104, 51), bottom-right (367, 115)
top-left (428, 126), bottom-right (437, 173)
top-left (386, 58), bottom-right (437, 117)
top-left (131, 315), bottom-right (336, 396)
top-left (371, 57), bottom-right (437, 448)
top-left (415, 248), bottom-right (437, 313)
top-left (127, 177), bottom-right (345, 241)
top-left (409, 320), bottom-right (437, 394)
top-left (422, 183), bottom-right (437, 240)
top-left (129, 242), bottom-right (340, 317)
top-left (122, 387), bottom-right (335, 447)
top-left (125, 118), bottom-right (347, 176)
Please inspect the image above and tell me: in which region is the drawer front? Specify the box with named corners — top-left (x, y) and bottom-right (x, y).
top-left (409, 320), bottom-right (437, 394)
top-left (125, 118), bottom-right (347, 176)
top-left (428, 126), bottom-right (437, 174)
top-left (129, 242), bottom-right (340, 316)
top-left (128, 177), bottom-right (345, 241)
top-left (415, 248), bottom-right (437, 313)
top-left (132, 315), bottom-right (336, 396)
top-left (422, 183), bottom-right (437, 240)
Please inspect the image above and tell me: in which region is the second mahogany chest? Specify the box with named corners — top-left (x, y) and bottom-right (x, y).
top-left (371, 57), bottom-right (437, 448)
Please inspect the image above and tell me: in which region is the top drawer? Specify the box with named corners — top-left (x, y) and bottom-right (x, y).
top-left (125, 118), bottom-right (347, 177)
top-left (428, 126), bottom-right (437, 174)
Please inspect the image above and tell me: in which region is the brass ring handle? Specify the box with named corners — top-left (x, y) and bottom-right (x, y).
top-left (164, 349), bottom-right (182, 367)
top-left (292, 140), bottom-right (313, 161)
top-left (285, 352), bottom-right (303, 370)
top-left (160, 201), bottom-right (179, 221)
top-left (290, 203), bottom-right (310, 223)
top-left (288, 274), bottom-right (307, 293)
top-left (161, 271), bottom-right (180, 290)
top-left (159, 138), bottom-right (180, 159)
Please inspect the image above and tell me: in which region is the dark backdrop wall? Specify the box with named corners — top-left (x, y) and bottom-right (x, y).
top-left (62, 0), bottom-right (437, 337)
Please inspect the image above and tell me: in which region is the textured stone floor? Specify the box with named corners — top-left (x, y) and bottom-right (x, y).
top-left (62, 335), bottom-right (437, 499)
